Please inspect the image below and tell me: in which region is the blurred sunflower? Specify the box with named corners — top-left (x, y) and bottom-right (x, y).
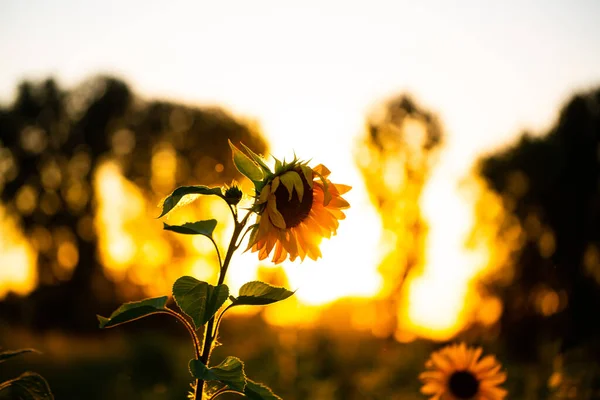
top-left (419, 343), bottom-right (507, 400)
top-left (249, 158), bottom-right (351, 263)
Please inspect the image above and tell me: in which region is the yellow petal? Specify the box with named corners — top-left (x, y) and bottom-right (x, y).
top-left (313, 164), bottom-right (331, 178)
top-left (300, 165), bottom-right (314, 188)
top-left (280, 171), bottom-right (304, 202)
top-left (469, 347), bottom-right (483, 369)
top-left (282, 230), bottom-right (298, 261)
top-left (267, 195), bottom-right (286, 229)
top-left (257, 183), bottom-right (271, 204)
top-left (315, 178), bottom-right (332, 206)
top-left (272, 240), bottom-right (285, 264)
top-left (430, 352), bottom-right (453, 372)
top-left (270, 176), bottom-right (280, 194)
top-left (474, 355), bottom-right (499, 372)
top-left (420, 382), bottom-right (443, 395)
top-left (332, 183), bottom-right (352, 195)
top-left (327, 196), bottom-right (350, 209)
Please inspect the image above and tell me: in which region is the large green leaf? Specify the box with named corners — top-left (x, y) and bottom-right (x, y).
top-left (0, 349), bottom-right (38, 364)
top-left (0, 372), bottom-right (53, 400)
top-left (229, 140), bottom-right (264, 182)
top-left (231, 281), bottom-right (294, 306)
top-left (244, 379), bottom-right (282, 400)
top-left (158, 185), bottom-right (223, 218)
top-left (163, 220), bottom-right (217, 237)
top-left (172, 277), bottom-right (229, 329)
top-left (189, 357), bottom-right (246, 392)
top-left (97, 296), bottom-right (168, 328)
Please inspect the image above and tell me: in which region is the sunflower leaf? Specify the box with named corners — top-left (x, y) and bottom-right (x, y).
top-left (231, 281), bottom-right (295, 306)
top-left (97, 296), bottom-right (168, 328)
top-left (188, 356), bottom-right (246, 392)
top-left (243, 223), bottom-right (260, 252)
top-left (229, 140), bottom-right (264, 182)
top-left (172, 277), bottom-right (229, 329)
top-left (158, 185), bottom-right (224, 218)
top-left (0, 349), bottom-right (39, 364)
top-left (0, 372), bottom-right (54, 400)
top-left (163, 220), bottom-right (217, 238)
top-left (244, 379), bottom-right (282, 400)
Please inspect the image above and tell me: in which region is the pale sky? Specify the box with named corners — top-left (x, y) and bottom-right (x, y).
top-left (2, 0), bottom-right (600, 162)
top-left (2, 0), bottom-right (600, 333)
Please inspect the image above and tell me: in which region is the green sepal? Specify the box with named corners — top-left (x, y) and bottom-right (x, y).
top-left (158, 185), bottom-right (224, 218)
top-left (172, 277), bottom-right (229, 329)
top-left (273, 157), bottom-right (283, 174)
top-left (163, 220), bottom-right (217, 238)
top-left (231, 281), bottom-right (295, 307)
top-left (240, 143), bottom-right (273, 176)
top-left (0, 372), bottom-right (54, 399)
top-left (228, 140), bottom-right (264, 183)
top-left (188, 356), bottom-right (246, 392)
top-left (97, 296), bottom-right (168, 328)
top-left (244, 379), bottom-right (282, 400)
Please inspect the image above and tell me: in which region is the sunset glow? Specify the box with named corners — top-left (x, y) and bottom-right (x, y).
top-left (0, 206), bottom-right (37, 297)
top-left (2, 0), bottom-right (600, 343)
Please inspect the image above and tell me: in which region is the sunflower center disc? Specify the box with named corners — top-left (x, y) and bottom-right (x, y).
top-left (448, 370), bottom-right (479, 399)
top-left (274, 170), bottom-right (313, 228)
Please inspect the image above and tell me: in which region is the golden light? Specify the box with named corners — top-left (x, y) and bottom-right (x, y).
top-left (0, 205), bottom-right (37, 298)
top-left (93, 158), bottom-right (233, 295)
top-left (0, 121), bottom-right (506, 342)
top-left (399, 170), bottom-right (489, 340)
top-left (225, 152), bottom-right (385, 306)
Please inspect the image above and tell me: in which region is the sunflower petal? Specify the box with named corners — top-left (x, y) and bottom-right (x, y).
top-left (300, 165), bottom-right (314, 188)
top-left (313, 164), bottom-right (331, 178)
top-left (267, 196), bottom-right (286, 229)
top-left (257, 183), bottom-right (271, 204)
top-left (280, 171), bottom-right (304, 202)
top-left (332, 183), bottom-right (352, 195)
top-left (270, 176), bottom-right (280, 194)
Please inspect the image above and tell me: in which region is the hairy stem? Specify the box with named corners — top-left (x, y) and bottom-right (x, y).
top-left (208, 388), bottom-right (245, 399)
top-left (195, 211), bottom-right (251, 400)
top-left (162, 309), bottom-right (201, 360)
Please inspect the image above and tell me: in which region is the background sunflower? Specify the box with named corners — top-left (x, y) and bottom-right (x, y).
top-left (419, 343), bottom-right (507, 400)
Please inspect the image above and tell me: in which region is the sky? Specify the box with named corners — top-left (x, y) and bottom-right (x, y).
top-left (2, 0), bottom-right (600, 163)
top-left (2, 0), bottom-right (600, 335)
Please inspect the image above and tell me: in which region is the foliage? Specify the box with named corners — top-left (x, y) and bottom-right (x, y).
top-left (98, 143), bottom-right (306, 399)
top-left (0, 348), bottom-right (53, 399)
top-left (472, 87), bottom-right (600, 396)
top-left (0, 76), bottom-right (267, 331)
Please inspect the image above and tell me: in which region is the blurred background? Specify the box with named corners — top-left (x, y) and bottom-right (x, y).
top-left (1, 1), bottom-right (600, 399)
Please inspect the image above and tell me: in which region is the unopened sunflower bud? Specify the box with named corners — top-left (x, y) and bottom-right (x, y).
top-left (224, 185), bottom-right (243, 205)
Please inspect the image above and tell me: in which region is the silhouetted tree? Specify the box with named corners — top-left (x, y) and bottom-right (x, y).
top-left (356, 95), bottom-right (443, 337)
top-left (474, 88), bottom-right (600, 367)
top-left (0, 75), bottom-right (267, 331)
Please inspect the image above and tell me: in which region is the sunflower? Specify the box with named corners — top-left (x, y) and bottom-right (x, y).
top-left (249, 159), bottom-right (351, 263)
top-left (419, 343), bottom-right (507, 400)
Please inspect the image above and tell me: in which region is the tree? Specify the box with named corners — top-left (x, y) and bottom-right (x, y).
top-left (473, 87), bottom-right (600, 366)
top-left (0, 75), bottom-right (267, 331)
top-left (356, 94), bottom-right (443, 337)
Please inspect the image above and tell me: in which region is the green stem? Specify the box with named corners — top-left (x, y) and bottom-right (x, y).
top-left (163, 309), bottom-right (201, 360)
top-left (195, 211), bottom-right (252, 400)
top-left (208, 237), bottom-right (223, 269)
